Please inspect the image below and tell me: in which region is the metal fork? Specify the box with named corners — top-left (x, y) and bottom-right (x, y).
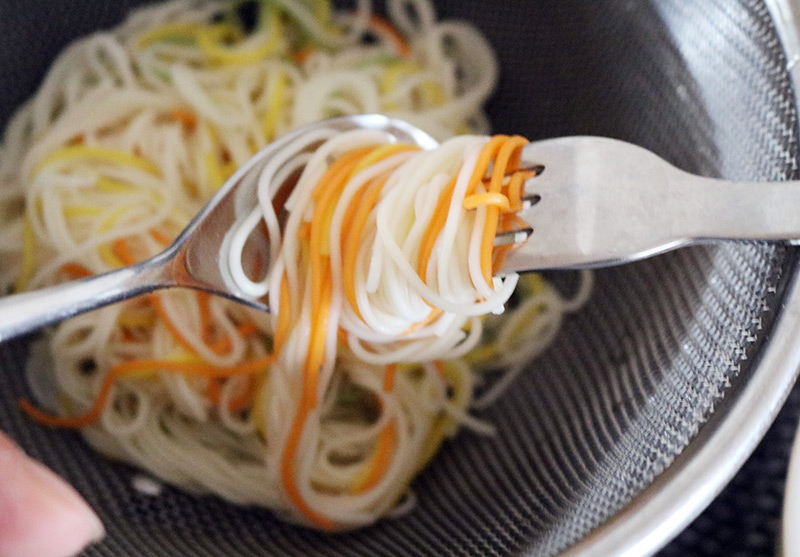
top-left (0, 115), bottom-right (436, 342)
top-left (499, 136), bottom-right (800, 274)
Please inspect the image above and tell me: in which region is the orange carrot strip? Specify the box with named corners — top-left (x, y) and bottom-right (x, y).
top-left (354, 423), bottom-right (395, 493)
top-left (197, 292), bottom-right (232, 356)
top-left (198, 291), bottom-right (214, 341)
top-left (433, 360), bottom-right (446, 380)
top-left (60, 262), bottom-right (93, 279)
top-left (148, 294), bottom-right (198, 355)
top-left (368, 15), bottom-right (412, 58)
top-left (416, 175), bottom-right (458, 281)
top-left (342, 175), bottom-right (388, 319)
top-left (207, 320), bottom-right (260, 355)
top-left (274, 274), bottom-right (291, 354)
top-left (504, 170), bottom-right (537, 213)
top-left (309, 147), bottom-right (373, 309)
top-left (19, 354), bottom-right (275, 429)
top-left (479, 137), bottom-right (529, 286)
top-left (352, 364), bottom-right (397, 493)
top-left (236, 321), bottom-right (259, 337)
top-left (149, 229), bottom-right (172, 247)
top-left (228, 378), bottom-right (254, 413)
top-left (338, 180), bottom-right (367, 262)
top-left (278, 147), bottom-right (380, 530)
top-left (402, 308), bottom-right (443, 335)
top-left (465, 135), bottom-right (508, 195)
top-left (297, 222), bottom-right (311, 241)
top-left (207, 378), bottom-right (222, 406)
top-left (113, 238), bottom-right (136, 266)
top-left (383, 363), bottom-right (397, 392)
top-left (463, 192), bottom-right (511, 211)
top-left (491, 212), bottom-right (532, 274)
top-left (280, 273), bottom-right (334, 530)
top-left (170, 107), bottom-right (197, 130)
top-left (311, 147), bottom-right (375, 259)
top-left (291, 48), bottom-right (314, 65)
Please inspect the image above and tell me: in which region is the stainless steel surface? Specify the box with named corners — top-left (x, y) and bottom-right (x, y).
top-left (567, 0), bottom-right (800, 554)
top-left (0, 114), bottom-right (436, 342)
top-left (502, 135), bottom-right (800, 273)
top-left (1, 2), bottom-right (797, 556)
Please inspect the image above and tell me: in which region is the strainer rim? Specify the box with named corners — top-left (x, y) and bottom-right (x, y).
top-left (560, 1), bottom-right (800, 554)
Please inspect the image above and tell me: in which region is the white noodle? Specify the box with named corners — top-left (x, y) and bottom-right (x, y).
top-left (0, 0), bottom-right (590, 532)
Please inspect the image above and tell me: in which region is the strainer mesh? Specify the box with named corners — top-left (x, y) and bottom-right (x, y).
top-left (0, 1), bottom-right (798, 555)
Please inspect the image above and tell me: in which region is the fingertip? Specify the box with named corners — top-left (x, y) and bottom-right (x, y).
top-left (0, 432), bottom-right (105, 557)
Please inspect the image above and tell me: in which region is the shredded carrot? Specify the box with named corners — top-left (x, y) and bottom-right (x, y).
top-left (465, 135), bottom-right (508, 195)
top-left (491, 208), bottom-right (531, 275)
top-left (383, 363), bottom-right (397, 392)
top-left (274, 275), bottom-right (291, 354)
top-left (228, 378), bottom-right (254, 413)
top-left (149, 294), bottom-right (198, 355)
top-left (297, 222), bottom-right (311, 241)
top-left (433, 360), bottom-right (446, 380)
top-left (207, 320), bottom-right (260, 355)
top-left (338, 179), bottom-right (367, 265)
top-left (113, 237), bottom-right (136, 266)
top-left (197, 291), bottom-right (213, 337)
top-left (207, 378), bottom-right (222, 406)
top-left (279, 270), bottom-right (335, 530)
top-left (368, 15), bottom-right (412, 58)
top-left (353, 423), bottom-right (395, 493)
top-left (463, 192), bottom-right (511, 211)
top-left (402, 308), bottom-right (443, 335)
top-left (19, 354), bottom-right (275, 428)
top-left (478, 137), bottom-right (528, 286)
top-left (342, 175), bottom-right (388, 319)
top-left (504, 170), bottom-right (537, 212)
top-left (149, 229), bottom-right (173, 247)
top-left (236, 321), bottom-right (259, 338)
top-left (352, 364), bottom-right (397, 493)
top-left (207, 376), bottom-right (254, 413)
top-left (59, 262), bottom-right (92, 279)
top-left (170, 107), bottom-right (197, 130)
top-left (291, 48), bottom-right (314, 65)
top-left (416, 175), bottom-right (457, 281)
top-left (279, 147), bottom-right (383, 530)
top-left (197, 291), bottom-right (233, 356)
top-left (310, 147), bottom-right (374, 297)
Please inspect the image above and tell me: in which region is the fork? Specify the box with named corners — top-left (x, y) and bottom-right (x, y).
top-left (2, 119), bottom-right (798, 342)
top-left (498, 136), bottom-right (800, 274)
top-left (0, 115), bottom-right (436, 342)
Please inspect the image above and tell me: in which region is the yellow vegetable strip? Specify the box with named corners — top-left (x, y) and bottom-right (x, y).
top-left (137, 21), bottom-right (204, 48)
top-left (197, 11), bottom-right (283, 65)
top-left (32, 146), bottom-right (160, 179)
top-left (262, 71), bottom-right (287, 140)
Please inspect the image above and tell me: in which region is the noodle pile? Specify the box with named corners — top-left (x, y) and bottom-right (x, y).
top-left (0, 0), bottom-right (590, 530)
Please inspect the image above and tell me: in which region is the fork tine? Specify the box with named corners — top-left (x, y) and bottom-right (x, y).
top-left (521, 193), bottom-right (541, 209)
top-left (494, 227), bottom-right (533, 246)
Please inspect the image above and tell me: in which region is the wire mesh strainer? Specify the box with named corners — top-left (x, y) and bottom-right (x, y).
top-left (1, 1), bottom-right (800, 555)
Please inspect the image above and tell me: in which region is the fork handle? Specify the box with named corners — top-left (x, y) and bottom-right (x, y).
top-left (674, 173), bottom-right (800, 243)
top-left (0, 256), bottom-right (171, 342)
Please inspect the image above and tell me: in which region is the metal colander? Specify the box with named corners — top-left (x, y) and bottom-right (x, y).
top-left (2, 1), bottom-right (800, 555)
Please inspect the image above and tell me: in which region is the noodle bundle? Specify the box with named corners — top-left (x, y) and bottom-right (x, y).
top-left (0, 0), bottom-right (589, 529)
